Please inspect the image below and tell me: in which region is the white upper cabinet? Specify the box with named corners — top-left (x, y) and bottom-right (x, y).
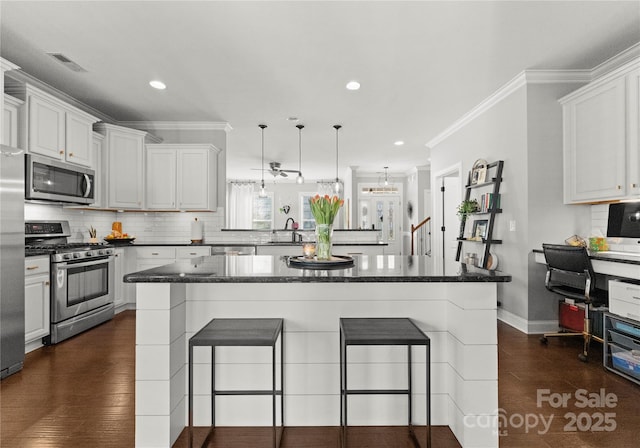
top-left (89, 132), bottom-right (105, 208)
top-left (145, 146), bottom-right (177, 209)
top-left (628, 67), bottom-right (640, 197)
top-left (145, 143), bottom-right (220, 211)
top-left (6, 82), bottom-right (98, 167)
top-left (561, 59), bottom-right (640, 203)
top-left (95, 123), bottom-right (147, 209)
top-left (3, 94), bottom-right (22, 147)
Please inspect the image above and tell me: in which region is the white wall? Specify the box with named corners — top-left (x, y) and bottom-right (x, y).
top-left (431, 86), bottom-right (529, 319)
top-left (430, 77), bottom-right (589, 329)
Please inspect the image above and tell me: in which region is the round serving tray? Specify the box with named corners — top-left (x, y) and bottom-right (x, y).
top-left (287, 255), bottom-right (354, 269)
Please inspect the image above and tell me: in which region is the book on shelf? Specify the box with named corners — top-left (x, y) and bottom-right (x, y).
top-left (478, 193), bottom-right (501, 213)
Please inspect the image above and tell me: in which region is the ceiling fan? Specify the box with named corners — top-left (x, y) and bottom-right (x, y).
top-left (253, 162), bottom-right (301, 178)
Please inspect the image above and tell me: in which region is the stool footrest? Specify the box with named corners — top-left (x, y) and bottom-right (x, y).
top-left (215, 389), bottom-right (283, 396)
top-left (345, 389), bottom-right (410, 395)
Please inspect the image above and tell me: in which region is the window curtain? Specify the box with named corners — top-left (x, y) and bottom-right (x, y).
top-left (227, 182), bottom-right (254, 229)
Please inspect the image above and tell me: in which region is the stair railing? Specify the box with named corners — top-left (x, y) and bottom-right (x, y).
top-left (411, 217), bottom-right (431, 256)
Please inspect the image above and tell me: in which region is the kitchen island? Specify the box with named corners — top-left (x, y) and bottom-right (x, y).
top-left (125, 255), bottom-right (511, 448)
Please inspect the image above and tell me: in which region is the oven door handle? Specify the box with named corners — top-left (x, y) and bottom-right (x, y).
top-left (55, 257), bottom-right (112, 269)
top-left (83, 173), bottom-right (92, 198)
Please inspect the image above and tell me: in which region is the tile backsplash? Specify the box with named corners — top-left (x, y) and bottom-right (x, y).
top-left (25, 203), bottom-right (225, 243)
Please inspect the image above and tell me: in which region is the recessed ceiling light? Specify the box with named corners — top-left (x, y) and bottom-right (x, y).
top-left (346, 80), bottom-right (360, 91)
top-left (149, 80), bottom-right (166, 90)
top-left (394, 141), bottom-right (404, 146)
top-left (287, 117), bottom-right (299, 122)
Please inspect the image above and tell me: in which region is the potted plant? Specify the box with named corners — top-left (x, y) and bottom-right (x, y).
top-left (456, 199), bottom-right (479, 222)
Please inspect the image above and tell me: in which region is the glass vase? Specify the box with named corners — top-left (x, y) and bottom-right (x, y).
top-left (315, 223), bottom-right (333, 260)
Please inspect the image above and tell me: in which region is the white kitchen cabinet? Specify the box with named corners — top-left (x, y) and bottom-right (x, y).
top-left (145, 147), bottom-right (177, 209)
top-left (95, 123), bottom-right (148, 209)
top-left (628, 67), bottom-right (640, 197)
top-left (5, 82), bottom-right (97, 167)
top-left (89, 132), bottom-right (104, 208)
top-left (24, 256), bottom-right (50, 352)
top-left (136, 247), bottom-right (176, 271)
top-left (3, 94), bottom-right (22, 147)
top-left (145, 144), bottom-right (220, 211)
top-left (177, 145), bottom-right (219, 210)
top-left (113, 247), bottom-right (137, 310)
top-left (175, 246), bottom-right (210, 259)
top-left (561, 59), bottom-right (640, 203)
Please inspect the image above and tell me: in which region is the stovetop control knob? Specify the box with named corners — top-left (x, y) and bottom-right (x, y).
top-left (97, 249), bottom-right (104, 256)
top-left (86, 251), bottom-right (93, 257)
top-left (73, 253), bottom-right (80, 259)
top-left (63, 253), bottom-right (71, 260)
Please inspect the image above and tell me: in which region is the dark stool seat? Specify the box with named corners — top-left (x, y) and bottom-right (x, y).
top-left (340, 318), bottom-right (431, 448)
top-left (188, 318), bottom-right (284, 448)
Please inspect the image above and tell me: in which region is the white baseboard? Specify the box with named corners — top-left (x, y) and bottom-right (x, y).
top-left (115, 302), bottom-right (136, 314)
top-left (497, 308), bottom-right (559, 335)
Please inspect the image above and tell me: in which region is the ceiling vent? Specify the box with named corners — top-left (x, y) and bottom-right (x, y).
top-left (47, 53), bottom-right (87, 72)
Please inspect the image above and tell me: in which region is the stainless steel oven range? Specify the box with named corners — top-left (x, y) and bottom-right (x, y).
top-left (25, 220), bottom-right (115, 344)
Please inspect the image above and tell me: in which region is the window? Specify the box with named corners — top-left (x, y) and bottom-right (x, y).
top-left (252, 193), bottom-right (274, 229)
top-left (299, 192), bottom-right (318, 229)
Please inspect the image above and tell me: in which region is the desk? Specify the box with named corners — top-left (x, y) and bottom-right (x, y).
top-left (533, 250), bottom-right (640, 281)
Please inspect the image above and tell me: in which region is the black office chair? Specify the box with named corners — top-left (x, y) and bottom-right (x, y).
top-left (540, 243), bottom-right (608, 362)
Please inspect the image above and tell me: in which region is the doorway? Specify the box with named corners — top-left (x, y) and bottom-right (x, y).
top-left (433, 163), bottom-right (463, 275)
top-left (357, 183), bottom-right (402, 255)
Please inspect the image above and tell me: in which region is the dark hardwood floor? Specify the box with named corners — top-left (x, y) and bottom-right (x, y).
top-left (1, 310), bottom-right (638, 447)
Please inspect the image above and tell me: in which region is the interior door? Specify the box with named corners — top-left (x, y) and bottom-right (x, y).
top-left (443, 176), bottom-right (461, 275)
top-left (359, 196), bottom-right (401, 255)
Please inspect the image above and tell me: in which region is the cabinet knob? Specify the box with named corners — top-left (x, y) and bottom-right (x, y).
top-left (69, 152), bottom-right (74, 157)
top-left (59, 150), bottom-right (64, 155)
top-left (617, 185), bottom-right (622, 190)
top-left (26, 265), bottom-right (39, 270)
top-left (632, 183), bottom-right (638, 189)
top-left (45, 281), bottom-right (50, 286)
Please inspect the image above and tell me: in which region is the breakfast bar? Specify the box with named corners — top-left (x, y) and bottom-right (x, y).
top-left (125, 255), bottom-right (511, 448)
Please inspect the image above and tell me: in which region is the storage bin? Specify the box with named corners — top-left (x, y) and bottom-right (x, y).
top-left (612, 320), bottom-right (640, 339)
top-left (559, 301), bottom-right (584, 332)
top-left (609, 330), bottom-right (640, 350)
top-left (610, 345), bottom-right (640, 381)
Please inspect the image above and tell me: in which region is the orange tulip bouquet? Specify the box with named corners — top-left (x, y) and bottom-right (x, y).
top-left (309, 195), bottom-right (344, 259)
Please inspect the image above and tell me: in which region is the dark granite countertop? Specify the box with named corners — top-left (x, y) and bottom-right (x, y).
top-left (124, 255), bottom-right (511, 283)
top-left (533, 248), bottom-right (640, 265)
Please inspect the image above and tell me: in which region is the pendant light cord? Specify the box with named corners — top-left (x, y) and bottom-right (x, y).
top-left (259, 124), bottom-right (267, 190)
top-left (334, 124), bottom-right (342, 181)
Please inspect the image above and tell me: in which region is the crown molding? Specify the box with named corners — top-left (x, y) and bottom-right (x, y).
top-left (0, 58), bottom-right (20, 73)
top-left (117, 121), bottom-right (233, 133)
top-left (591, 41), bottom-right (640, 80)
top-left (426, 70), bottom-right (529, 149)
top-left (427, 43), bottom-right (640, 149)
top-left (5, 69), bottom-right (115, 123)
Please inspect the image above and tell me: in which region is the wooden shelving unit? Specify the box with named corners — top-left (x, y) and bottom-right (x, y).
top-left (455, 160), bottom-right (504, 269)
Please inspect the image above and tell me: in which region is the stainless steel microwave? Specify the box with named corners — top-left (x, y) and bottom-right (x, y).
top-left (25, 154), bottom-right (95, 205)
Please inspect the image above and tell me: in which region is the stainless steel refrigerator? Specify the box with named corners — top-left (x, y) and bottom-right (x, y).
top-left (0, 144), bottom-right (25, 379)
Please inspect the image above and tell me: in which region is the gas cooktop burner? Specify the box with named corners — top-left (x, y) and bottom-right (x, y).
top-left (25, 242), bottom-right (106, 252)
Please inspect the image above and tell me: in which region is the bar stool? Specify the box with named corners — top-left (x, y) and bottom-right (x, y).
top-left (340, 318), bottom-right (430, 448)
top-left (188, 318), bottom-right (284, 448)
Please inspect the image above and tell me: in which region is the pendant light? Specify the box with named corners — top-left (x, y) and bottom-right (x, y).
top-left (296, 124), bottom-right (304, 184)
top-left (384, 166), bottom-right (389, 186)
top-left (259, 124), bottom-right (267, 197)
top-left (333, 124), bottom-right (342, 194)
